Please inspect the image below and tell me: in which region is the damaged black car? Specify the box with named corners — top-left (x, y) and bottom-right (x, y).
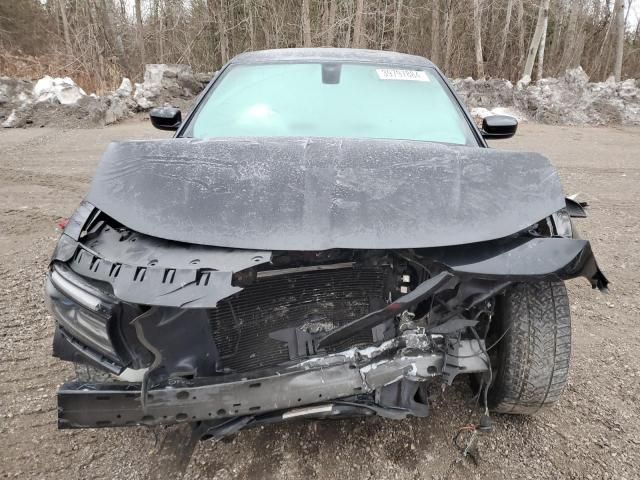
top-left (46, 49), bottom-right (607, 440)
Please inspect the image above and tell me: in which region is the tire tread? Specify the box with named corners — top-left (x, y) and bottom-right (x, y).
top-left (491, 281), bottom-right (571, 415)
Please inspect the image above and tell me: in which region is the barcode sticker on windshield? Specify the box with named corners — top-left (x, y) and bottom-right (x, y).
top-left (376, 69), bottom-right (430, 82)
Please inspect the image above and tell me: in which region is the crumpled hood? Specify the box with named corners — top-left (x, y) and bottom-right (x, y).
top-left (85, 137), bottom-right (565, 250)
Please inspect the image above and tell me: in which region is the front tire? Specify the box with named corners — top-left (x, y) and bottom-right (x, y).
top-left (488, 281), bottom-right (571, 415)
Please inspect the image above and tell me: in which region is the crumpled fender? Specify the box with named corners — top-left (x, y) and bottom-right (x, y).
top-left (51, 202), bottom-right (273, 308)
top-left (419, 236), bottom-right (608, 290)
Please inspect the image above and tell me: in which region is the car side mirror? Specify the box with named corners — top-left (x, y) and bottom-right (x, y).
top-left (481, 115), bottom-right (518, 140)
top-left (150, 107), bottom-right (182, 131)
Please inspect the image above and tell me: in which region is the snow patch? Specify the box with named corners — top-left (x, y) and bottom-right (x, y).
top-left (453, 67), bottom-right (640, 126)
top-left (33, 75), bottom-right (86, 105)
top-left (116, 77), bottom-right (133, 97)
top-left (470, 106), bottom-right (526, 122)
top-left (133, 64), bottom-right (203, 110)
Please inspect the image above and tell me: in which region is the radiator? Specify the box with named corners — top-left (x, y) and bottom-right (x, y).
top-left (208, 266), bottom-right (388, 372)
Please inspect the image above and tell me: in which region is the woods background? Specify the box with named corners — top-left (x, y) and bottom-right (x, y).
top-left (0, 0), bottom-right (638, 94)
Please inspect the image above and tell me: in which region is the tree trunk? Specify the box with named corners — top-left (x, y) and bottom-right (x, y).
top-left (536, 5), bottom-right (549, 80)
top-left (430, 0), bottom-right (440, 64)
top-left (158, 5), bottom-right (164, 63)
top-left (472, 0), bottom-right (484, 78)
top-left (344, 0), bottom-right (352, 48)
top-left (521, 0), bottom-right (550, 82)
top-left (244, 0), bottom-right (256, 50)
top-left (218, 0), bottom-right (229, 64)
top-left (560, 1), bottom-right (580, 71)
top-left (260, 5), bottom-right (271, 49)
top-left (443, 0), bottom-right (454, 74)
top-left (52, 0), bottom-right (61, 38)
top-left (87, 0), bottom-right (105, 89)
top-left (322, 0), bottom-right (329, 42)
top-left (392, 0), bottom-right (404, 51)
top-left (302, 0), bottom-right (312, 47)
top-left (134, 0), bottom-right (146, 64)
top-left (58, 0), bottom-right (73, 57)
top-left (379, 0), bottom-right (389, 48)
top-left (548, 2), bottom-right (565, 75)
top-left (100, 0), bottom-right (125, 60)
top-left (353, 0), bottom-right (365, 48)
top-left (496, 0), bottom-right (514, 71)
top-left (612, 0), bottom-right (625, 80)
top-left (326, 0), bottom-right (337, 45)
top-left (516, 0), bottom-right (524, 71)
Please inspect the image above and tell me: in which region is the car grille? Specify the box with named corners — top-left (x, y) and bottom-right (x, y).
top-left (207, 266), bottom-right (388, 372)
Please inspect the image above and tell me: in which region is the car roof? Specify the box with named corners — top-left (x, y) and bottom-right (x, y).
top-left (230, 48), bottom-right (435, 68)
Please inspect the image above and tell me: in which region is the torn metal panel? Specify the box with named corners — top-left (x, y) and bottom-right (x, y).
top-left (62, 201), bottom-right (97, 241)
top-left (133, 307), bottom-right (220, 383)
top-left (442, 338), bottom-right (490, 385)
top-left (52, 224), bottom-right (273, 308)
top-left (418, 237), bottom-right (608, 290)
top-left (85, 137), bottom-right (566, 250)
top-left (376, 380), bottom-right (430, 417)
top-left (77, 224), bottom-right (272, 272)
top-left (565, 197), bottom-right (588, 218)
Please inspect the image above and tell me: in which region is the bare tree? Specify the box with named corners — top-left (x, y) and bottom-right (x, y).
top-left (497, 0), bottom-right (514, 71)
top-left (516, 0), bottom-right (525, 70)
top-left (431, 0), bottom-right (440, 64)
top-left (57, 0), bottom-right (72, 57)
top-left (473, 0), bottom-right (484, 78)
top-left (353, 0), bottom-right (366, 48)
top-left (443, 0), bottom-right (454, 73)
top-left (342, 0), bottom-right (352, 48)
top-left (559, 1), bottom-right (581, 71)
top-left (3, 0), bottom-right (640, 92)
top-left (392, 0), bottom-right (404, 51)
top-left (302, 0), bottom-right (312, 47)
top-left (521, 0), bottom-right (550, 82)
top-left (134, 0), bottom-right (145, 64)
top-left (218, 0), bottom-right (229, 64)
top-left (100, 0), bottom-right (125, 61)
top-left (547, 1), bottom-right (566, 73)
top-left (612, 0), bottom-right (625, 80)
top-left (536, 2), bottom-right (549, 80)
top-left (246, 0), bottom-right (256, 50)
top-left (326, 0), bottom-right (337, 45)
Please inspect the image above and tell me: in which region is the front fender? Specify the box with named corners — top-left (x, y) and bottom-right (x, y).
top-left (419, 237), bottom-right (608, 291)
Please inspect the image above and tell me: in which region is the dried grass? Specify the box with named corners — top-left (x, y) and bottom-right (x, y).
top-left (0, 52), bottom-right (124, 95)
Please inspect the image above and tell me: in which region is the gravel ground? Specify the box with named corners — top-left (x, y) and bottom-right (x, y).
top-left (1, 121), bottom-right (639, 479)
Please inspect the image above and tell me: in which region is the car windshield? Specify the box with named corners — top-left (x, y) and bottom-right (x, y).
top-left (184, 62), bottom-right (476, 145)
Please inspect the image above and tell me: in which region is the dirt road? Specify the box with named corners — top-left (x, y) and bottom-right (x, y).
top-left (1, 121), bottom-right (639, 479)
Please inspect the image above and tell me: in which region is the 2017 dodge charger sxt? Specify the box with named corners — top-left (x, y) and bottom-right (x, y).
top-left (46, 48), bottom-right (607, 440)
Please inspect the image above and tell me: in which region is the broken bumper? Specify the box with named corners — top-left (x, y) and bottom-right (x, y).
top-left (58, 333), bottom-right (487, 428)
